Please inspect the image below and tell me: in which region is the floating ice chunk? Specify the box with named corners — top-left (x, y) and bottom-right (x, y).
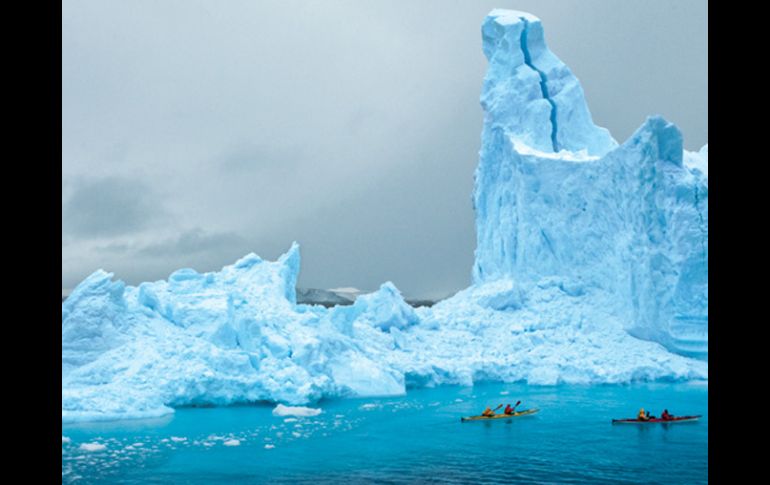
top-left (272, 404), bottom-right (321, 417)
top-left (223, 439), bottom-right (241, 447)
top-left (79, 443), bottom-right (106, 452)
top-left (62, 436), bottom-right (71, 444)
top-left (264, 444), bottom-right (275, 449)
top-left (170, 436), bottom-right (187, 442)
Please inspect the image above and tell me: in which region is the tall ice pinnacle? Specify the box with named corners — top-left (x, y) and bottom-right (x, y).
top-left (472, 10), bottom-right (708, 360)
top-left (479, 9), bottom-right (617, 155)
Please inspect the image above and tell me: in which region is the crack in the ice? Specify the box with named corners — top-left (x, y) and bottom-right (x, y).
top-left (520, 17), bottom-right (559, 152)
top-left (693, 185), bottom-right (708, 261)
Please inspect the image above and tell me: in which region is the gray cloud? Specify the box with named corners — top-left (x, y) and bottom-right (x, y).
top-left (137, 229), bottom-right (249, 259)
top-left (217, 143), bottom-right (305, 175)
top-left (62, 177), bottom-right (167, 238)
top-left (62, 0), bottom-right (707, 298)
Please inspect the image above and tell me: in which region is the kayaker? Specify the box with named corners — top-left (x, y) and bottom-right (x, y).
top-left (661, 409), bottom-right (672, 421)
top-left (503, 400), bottom-right (522, 415)
top-left (638, 408), bottom-right (649, 421)
top-left (481, 404), bottom-right (503, 416)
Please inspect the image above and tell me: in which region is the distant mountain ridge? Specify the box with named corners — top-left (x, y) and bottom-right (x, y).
top-left (295, 288), bottom-right (354, 307)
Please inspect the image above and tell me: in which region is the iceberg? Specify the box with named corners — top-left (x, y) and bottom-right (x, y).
top-left (62, 244), bottom-right (410, 422)
top-left (61, 9), bottom-right (706, 423)
top-left (272, 404), bottom-right (322, 417)
top-left (473, 10), bottom-right (708, 360)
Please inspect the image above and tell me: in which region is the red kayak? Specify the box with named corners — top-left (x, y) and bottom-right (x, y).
top-left (612, 415), bottom-right (701, 424)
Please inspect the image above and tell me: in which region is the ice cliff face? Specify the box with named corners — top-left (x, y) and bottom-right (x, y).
top-left (473, 10), bottom-right (707, 359)
top-left (61, 9), bottom-right (707, 423)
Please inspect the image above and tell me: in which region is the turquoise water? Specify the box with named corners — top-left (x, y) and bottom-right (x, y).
top-left (62, 382), bottom-right (707, 483)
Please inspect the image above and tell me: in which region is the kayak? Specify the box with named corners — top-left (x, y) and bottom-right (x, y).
top-left (612, 415), bottom-right (701, 424)
top-left (461, 408), bottom-right (539, 422)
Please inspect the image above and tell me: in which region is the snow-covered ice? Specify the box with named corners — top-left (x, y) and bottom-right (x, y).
top-left (61, 9), bottom-right (706, 423)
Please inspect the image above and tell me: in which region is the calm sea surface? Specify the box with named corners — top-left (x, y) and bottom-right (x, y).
top-left (62, 381), bottom-right (707, 484)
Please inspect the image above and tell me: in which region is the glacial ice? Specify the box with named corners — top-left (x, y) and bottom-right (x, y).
top-left (473, 10), bottom-right (708, 359)
top-left (61, 9), bottom-right (707, 423)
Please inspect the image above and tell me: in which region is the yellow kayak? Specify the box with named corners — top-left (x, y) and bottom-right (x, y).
top-left (461, 408), bottom-right (539, 422)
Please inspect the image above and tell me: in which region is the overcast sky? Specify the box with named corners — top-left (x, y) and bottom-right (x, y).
top-left (62, 0), bottom-right (708, 299)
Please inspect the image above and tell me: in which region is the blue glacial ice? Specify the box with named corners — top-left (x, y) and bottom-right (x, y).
top-left (62, 9), bottom-right (707, 423)
top-left (473, 9), bottom-right (708, 360)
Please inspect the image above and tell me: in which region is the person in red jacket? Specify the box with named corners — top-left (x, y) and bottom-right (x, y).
top-left (661, 409), bottom-right (672, 421)
top-left (503, 401), bottom-right (521, 415)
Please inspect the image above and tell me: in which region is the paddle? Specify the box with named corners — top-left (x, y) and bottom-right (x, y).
top-left (484, 404), bottom-right (503, 416)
